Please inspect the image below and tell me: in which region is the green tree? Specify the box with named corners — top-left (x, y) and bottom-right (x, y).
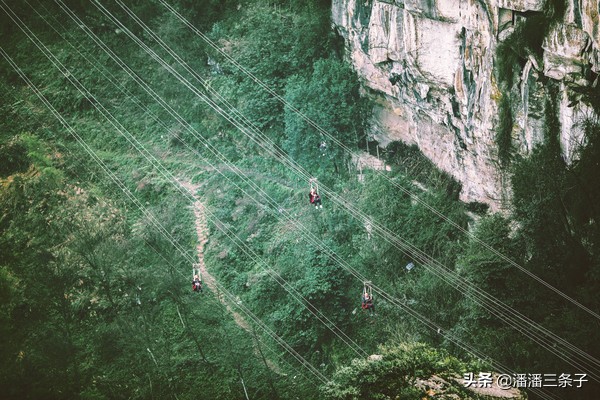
top-left (322, 341), bottom-right (474, 400)
top-left (209, 0), bottom-right (334, 133)
top-left (460, 215), bottom-right (524, 309)
top-left (284, 58), bottom-right (367, 176)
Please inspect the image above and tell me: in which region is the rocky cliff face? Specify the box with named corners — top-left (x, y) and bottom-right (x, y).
top-left (332, 0), bottom-right (599, 210)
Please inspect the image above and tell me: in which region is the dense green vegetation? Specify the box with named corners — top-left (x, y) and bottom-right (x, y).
top-left (322, 342), bottom-right (487, 400)
top-left (1, 0), bottom-right (599, 399)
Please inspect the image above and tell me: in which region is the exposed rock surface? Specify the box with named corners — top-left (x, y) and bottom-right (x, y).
top-left (333, 0), bottom-right (599, 210)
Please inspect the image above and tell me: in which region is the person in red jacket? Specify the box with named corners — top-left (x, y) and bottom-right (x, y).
top-left (309, 187), bottom-right (322, 209)
top-left (192, 274), bottom-right (203, 293)
top-left (362, 291), bottom-right (375, 315)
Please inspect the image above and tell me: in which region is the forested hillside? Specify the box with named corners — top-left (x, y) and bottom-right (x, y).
top-left (1, 1), bottom-right (599, 399)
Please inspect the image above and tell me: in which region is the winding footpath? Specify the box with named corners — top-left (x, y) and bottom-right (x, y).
top-left (180, 180), bottom-right (282, 374)
top-left (180, 180), bottom-right (250, 330)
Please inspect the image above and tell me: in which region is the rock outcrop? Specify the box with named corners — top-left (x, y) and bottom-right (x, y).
top-left (333, 0), bottom-right (599, 210)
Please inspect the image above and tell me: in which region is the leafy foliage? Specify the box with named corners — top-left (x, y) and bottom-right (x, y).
top-left (322, 342), bottom-right (479, 400)
top-left (506, 93), bottom-right (600, 375)
top-left (493, 0), bottom-right (568, 166)
top-left (284, 58), bottom-right (368, 176)
top-left (496, 95), bottom-right (513, 166)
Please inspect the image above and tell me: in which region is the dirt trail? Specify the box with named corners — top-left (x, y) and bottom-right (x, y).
top-left (180, 180), bottom-right (281, 373)
top-left (180, 180), bottom-right (250, 331)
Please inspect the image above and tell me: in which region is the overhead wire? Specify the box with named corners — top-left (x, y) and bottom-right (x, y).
top-left (35, 0), bottom-right (369, 360)
top-left (157, 0), bottom-right (600, 324)
top-left (138, 213), bottom-right (307, 389)
top-left (145, 4), bottom-right (600, 386)
top-left (1, 1), bottom-right (576, 396)
top-left (37, 0), bottom-right (596, 390)
top-left (47, 3), bottom-right (564, 396)
top-left (17, 115), bottom-right (312, 391)
top-left (98, 0), bottom-right (523, 372)
top-left (29, 0), bottom-right (356, 364)
top-left (97, 0), bottom-right (600, 381)
top-left (0, 45), bottom-right (329, 387)
top-left (5, 1), bottom-right (380, 384)
top-left (0, 15), bottom-right (331, 388)
top-left (142, 4), bottom-right (600, 376)
top-left (144, 240), bottom-right (307, 394)
top-left (23, 0), bottom-right (368, 361)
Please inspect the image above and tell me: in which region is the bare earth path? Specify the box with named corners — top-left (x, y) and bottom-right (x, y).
top-left (179, 179), bottom-right (282, 374)
top-left (179, 180), bottom-right (250, 330)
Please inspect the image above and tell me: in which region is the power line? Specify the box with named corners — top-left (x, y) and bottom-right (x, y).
top-left (156, 0), bottom-right (600, 323)
top-left (94, 0), bottom-right (600, 381)
top-left (2, 2), bottom-right (584, 396)
top-left (25, 0), bottom-right (592, 390)
top-left (33, 0), bottom-right (368, 360)
top-left (0, 39), bottom-right (331, 388)
top-left (2, 0), bottom-right (361, 383)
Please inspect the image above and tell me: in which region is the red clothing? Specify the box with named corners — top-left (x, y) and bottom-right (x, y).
top-left (309, 191), bottom-right (320, 204)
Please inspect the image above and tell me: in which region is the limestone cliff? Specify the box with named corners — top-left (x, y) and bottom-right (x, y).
top-left (332, 0), bottom-right (599, 210)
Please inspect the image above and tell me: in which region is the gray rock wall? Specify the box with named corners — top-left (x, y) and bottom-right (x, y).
top-left (332, 0), bottom-right (599, 210)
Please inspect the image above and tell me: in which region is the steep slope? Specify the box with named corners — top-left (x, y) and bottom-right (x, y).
top-left (181, 180), bottom-right (283, 375)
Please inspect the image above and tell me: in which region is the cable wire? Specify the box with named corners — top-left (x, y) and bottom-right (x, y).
top-left (29, 0), bottom-right (596, 390)
top-left (156, 0), bottom-right (600, 325)
top-left (2, 2), bottom-right (584, 396)
top-left (0, 29), bottom-right (331, 389)
top-left (92, 0), bottom-right (600, 381)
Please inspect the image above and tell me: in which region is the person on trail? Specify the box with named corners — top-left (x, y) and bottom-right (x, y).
top-left (192, 274), bottom-right (203, 293)
top-left (362, 291), bottom-right (375, 315)
top-left (309, 188), bottom-right (322, 209)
